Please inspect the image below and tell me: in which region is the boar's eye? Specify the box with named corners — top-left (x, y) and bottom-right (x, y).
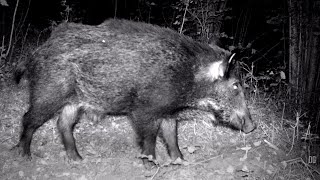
top-left (231, 83), bottom-right (241, 96)
top-left (232, 83), bottom-right (238, 90)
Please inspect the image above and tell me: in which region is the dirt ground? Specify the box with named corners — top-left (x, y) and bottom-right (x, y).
top-left (0, 81), bottom-right (319, 180)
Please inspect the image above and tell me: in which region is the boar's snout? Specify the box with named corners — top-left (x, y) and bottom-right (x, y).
top-left (231, 108), bottom-right (256, 133)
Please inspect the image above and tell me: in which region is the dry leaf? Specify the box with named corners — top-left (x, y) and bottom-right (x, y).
top-left (240, 154), bottom-right (247, 161)
top-left (18, 171), bottom-right (24, 177)
top-left (187, 146), bottom-right (197, 154)
top-left (253, 141), bottom-right (261, 146)
top-left (256, 156), bottom-right (261, 161)
top-left (171, 157), bottom-right (189, 166)
top-left (240, 146), bottom-right (252, 151)
top-left (266, 169), bottom-right (273, 174)
top-left (226, 165), bottom-right (235, 173)
top-left (242, 165), bottom-right (249, 172)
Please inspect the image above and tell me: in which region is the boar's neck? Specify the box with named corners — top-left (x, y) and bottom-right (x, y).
top-left (183, 80), bottom-right (212, 108)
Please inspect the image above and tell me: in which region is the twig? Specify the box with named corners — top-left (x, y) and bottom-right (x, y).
top-left (179, 0), bottom-right (189, 34)
top-left (5, 0), bottom-right (20, 57)
top-left (1, 136), bottom-right (14, 144)
top-left (15, 0), bottom-right (31, 42)
top-left (190, 154), bottom-right (222, 167)
top-left (282, 157), bottom-right (320, 179)
top-left (150, 166), bottom-right (160, 180)
top-left (264, 139), bottom-right (280, 151)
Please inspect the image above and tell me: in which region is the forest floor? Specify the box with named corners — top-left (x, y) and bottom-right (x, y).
top-left (0, 80), bottom-right (319, 180)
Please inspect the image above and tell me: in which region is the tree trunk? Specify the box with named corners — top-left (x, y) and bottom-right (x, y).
top-left (288, 0), bottom-right (320, 132)
top-left (288, 0), bottom-right (300, 102)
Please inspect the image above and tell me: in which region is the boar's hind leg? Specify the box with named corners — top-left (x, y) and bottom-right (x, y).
top-left (13, 90), bottom-right (66, 159)
top-left (160, 119), bottom-right (183, 161)
top-left (57, 104), bottom-right (84, 161)
top-left (130, 109), bottom-right (162, 166)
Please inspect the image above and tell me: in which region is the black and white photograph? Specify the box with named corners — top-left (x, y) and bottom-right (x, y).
top-left (0, 0), bottom-right (319, 179)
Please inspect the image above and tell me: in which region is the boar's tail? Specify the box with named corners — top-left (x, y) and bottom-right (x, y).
top-left (14, 50), bottom-right (35, 84)
top-left (14, 60), bottom-right (27, 84)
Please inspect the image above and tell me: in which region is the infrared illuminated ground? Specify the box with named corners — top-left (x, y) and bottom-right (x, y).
top-left (0, 81), bottom-right (317, 180)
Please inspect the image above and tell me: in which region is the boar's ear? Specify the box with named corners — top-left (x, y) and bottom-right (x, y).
top-left (197, 45), bottom-right (235, 81)
top-left (201, 53), bottom-right (235, 81)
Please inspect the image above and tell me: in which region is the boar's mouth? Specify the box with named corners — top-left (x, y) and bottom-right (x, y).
top-left (195, 98), bottom-right (256, 134)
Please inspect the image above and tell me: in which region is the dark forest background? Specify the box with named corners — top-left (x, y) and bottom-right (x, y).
top-left (1, 0), bottom-right (320, 135)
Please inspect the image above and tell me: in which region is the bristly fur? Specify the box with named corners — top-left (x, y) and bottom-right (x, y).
top-left (12, 19), bottom-right (255, 167)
